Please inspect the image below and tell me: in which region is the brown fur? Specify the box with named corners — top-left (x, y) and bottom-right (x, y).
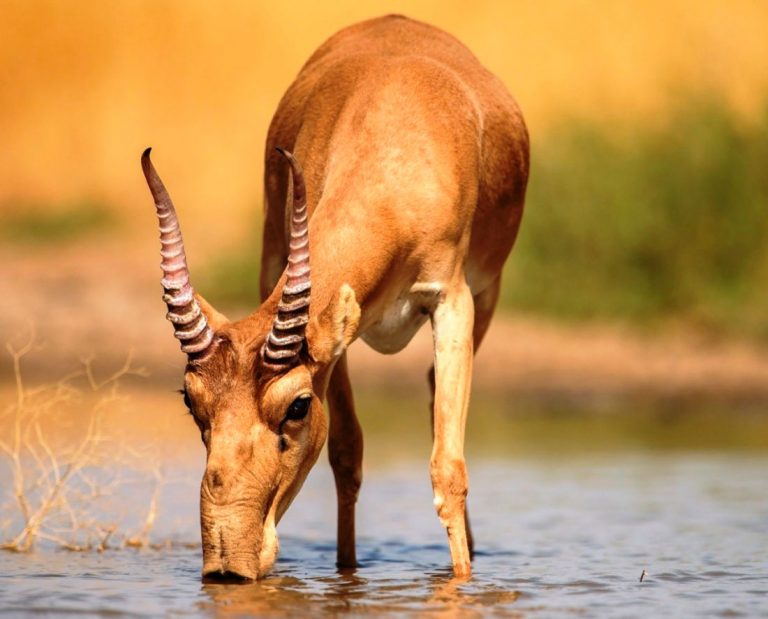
top-left (173, 15), bottom-right (528, 580)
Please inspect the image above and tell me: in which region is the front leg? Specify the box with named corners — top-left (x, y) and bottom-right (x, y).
top-left (429, 281), bottom-right (474, 577)
top-left (327, 352), bottom-right (363, 568)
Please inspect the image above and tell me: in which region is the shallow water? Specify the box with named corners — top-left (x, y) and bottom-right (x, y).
top-left (2, 449), bottom-right (767, 617)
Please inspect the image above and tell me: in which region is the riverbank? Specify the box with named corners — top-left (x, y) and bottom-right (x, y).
top-left (2, 241), bottom-right (768, 410)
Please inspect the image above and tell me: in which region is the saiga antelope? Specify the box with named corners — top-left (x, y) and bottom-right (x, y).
top-left (142, 15), bottom-right (528, 580)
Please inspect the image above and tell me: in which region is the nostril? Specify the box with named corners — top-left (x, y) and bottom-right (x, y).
top-left (206, 468), bottom-right (223, 489)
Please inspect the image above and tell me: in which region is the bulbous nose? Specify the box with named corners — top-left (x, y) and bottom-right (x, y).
top-left (207, 467), bottom-right (224, 489)
top-left (203, 460), bottom-right (232, 502)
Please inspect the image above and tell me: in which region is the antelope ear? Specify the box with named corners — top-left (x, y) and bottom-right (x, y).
top-left (195, 293), bottom-right (229, 331)
top-left (307, 284), bottom-right (360, 363)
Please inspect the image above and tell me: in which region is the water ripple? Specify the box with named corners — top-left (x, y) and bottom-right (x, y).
top-left (1, 456), bottom-right (767, 617)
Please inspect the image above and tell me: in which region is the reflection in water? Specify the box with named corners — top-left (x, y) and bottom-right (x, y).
top-left (200, 565), bottom-right (524, 617)
top-left (201, 571), bottom-right (375, 616)
top-left (201, 577), bottom-right (306, 617)
top-left (1, 454), bottom-right (767, 617)
top-left (321, 569), bottom-right (370, 607)
top-left (427, 571), bottom-right (521, 615)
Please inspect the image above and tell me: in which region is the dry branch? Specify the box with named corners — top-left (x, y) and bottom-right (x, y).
top-left (0, 332), bottom-right (163, 552)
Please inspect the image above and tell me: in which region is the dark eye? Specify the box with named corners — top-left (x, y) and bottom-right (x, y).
top-left (285, 395), bottom-right (311, 421)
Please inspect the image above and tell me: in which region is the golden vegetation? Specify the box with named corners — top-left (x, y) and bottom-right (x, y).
top-left (1, 2), bottom-right (766, 335)
top-left (1, 1), bottom-right (767, 246)
top-left (0, 331), bottom-right (163, 552)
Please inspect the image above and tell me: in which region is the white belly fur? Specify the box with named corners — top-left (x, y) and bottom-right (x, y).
top-left (360, 282), bottom-right (444, 354)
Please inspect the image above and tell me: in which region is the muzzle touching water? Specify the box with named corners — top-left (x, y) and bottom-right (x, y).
top-left (200, 482), bottom-right (281, 581)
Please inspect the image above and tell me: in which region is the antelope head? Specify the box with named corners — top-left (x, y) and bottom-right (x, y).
top-left (141, 148), bottom-right (359, 581)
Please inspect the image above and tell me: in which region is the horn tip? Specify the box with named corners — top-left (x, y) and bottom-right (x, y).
top-left (275, 146), bottom-right (295, 164)
top-left (141, 147), bottom-right (157, 182)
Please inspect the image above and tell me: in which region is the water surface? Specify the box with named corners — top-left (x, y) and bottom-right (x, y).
top-left (2, 449), bottom-right (766, 617)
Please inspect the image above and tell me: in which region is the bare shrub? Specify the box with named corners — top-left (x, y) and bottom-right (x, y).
top-left (0, 330), bottom-right (164, 552)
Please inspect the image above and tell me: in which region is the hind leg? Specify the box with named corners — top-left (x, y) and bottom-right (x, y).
top-left (470, 276), bottom-right (502, 353)
top-left (327, 352), bottom-right (363, 568)
top-left (427, 276), bottom-right (501, 561)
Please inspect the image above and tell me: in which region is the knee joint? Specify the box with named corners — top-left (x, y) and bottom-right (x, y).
top-left (430, 457), bottom-right (468, 509)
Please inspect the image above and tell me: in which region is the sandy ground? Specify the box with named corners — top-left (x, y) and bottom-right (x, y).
top-left (3, 240), bottom-right (768, 410)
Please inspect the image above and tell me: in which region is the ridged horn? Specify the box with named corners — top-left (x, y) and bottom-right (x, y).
top-left (141, 148), bottom-right (215, 360)
top-left (262, 148), bottom-right (310, 368)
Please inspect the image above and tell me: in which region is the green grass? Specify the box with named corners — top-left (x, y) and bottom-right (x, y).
top-left (352, 389), bottom-right (768, 463)
top-left (1, 200), bottom-right (115, 244)
top-left (503, 94), bottom-right (768, 340)
top-left (202, 94), bottom-right (768, 340)
top-left (200, 232), bottom-right (263, 309)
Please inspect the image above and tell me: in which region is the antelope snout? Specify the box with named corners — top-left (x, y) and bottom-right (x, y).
top-left (200, 505), bottom-right (262, 582)
top-left (203, 466), bottom-right (226, 498)
top-left (199, 476), bottom-right (281, 582)
top-left (202, 455), bottom-right (247, 503)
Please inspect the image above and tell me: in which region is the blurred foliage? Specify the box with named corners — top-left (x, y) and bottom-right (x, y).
top-left (503, 94), bottom-right (768, 339)
top-left (353, 390), bottom-right (768, 463)
top-left (1, 201), bottom-right (114, 245)
top-left (3, 0), bottom-right (767, 221)
top-left (200, 233), bottom-right (263, 309)
top-left (201, 95), bottom-right (768, 340)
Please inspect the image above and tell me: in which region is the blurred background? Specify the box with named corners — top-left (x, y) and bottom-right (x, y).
top-left (2, 0), bottom-right (768, 451)
top-left (1, 5), bottom-right (768, 613)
